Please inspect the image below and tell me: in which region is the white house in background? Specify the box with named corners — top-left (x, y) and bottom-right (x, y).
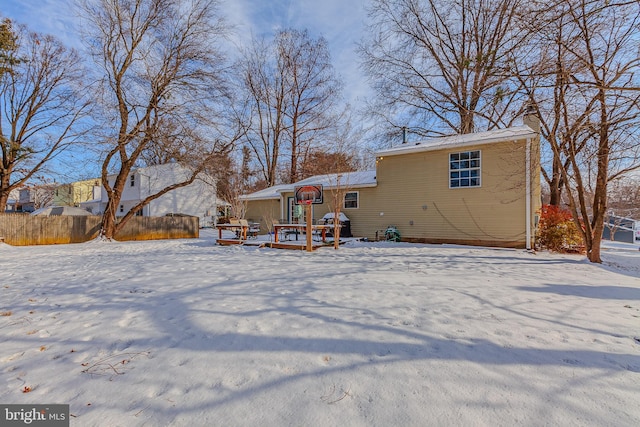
top-left (4, 189), bottom-right (20, 212)
top-left (80, 163), bottom-right (222, 227)
top-left (11, 185), bottom-right (57, 212)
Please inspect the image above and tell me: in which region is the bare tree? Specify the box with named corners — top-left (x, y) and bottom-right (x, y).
top-left (608, 177), bottom-right (640, 221)
top-left (326, 173), bottom-right (350, 250)
top-left (0, 19), bottom-right (90, 210)
top-left (319, 125), bottom-right (364, 249)
top-left (360, 0), bottom-right (529, 140)
top-left (514, 1), bottom-right (593, 206)
top-left (0, 18), bottom-right (19, 76)
top-left (80, 0), bottom-right (232, 239)
top-left (279, 30), bottom-right (343, 183)
top-left (29, 180), bottom-right (57, 210)
top-left (238, 29), bottom-right (344, 186)
top-left (296, 106), bottom-right (363, 180)
top-left (520, 0), bottom-right (640, 262)
top-left (220, 173), bottom-right (247, 220)
top-left (215, 147), bottom-right (253, 220)
top-left (603, 176), bottom-right (640, 242)
top-left (298, 150), bottom-right (359, 180)
top-left (237, 36), bottom-right (285, 188)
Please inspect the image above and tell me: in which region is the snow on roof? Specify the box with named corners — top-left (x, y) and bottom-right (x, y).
top-left (295, 170), bottom-right (377, 188)
top-left (31, 206), bottom-right (94, 216)
top-left (376, 125), bottom-right (538, 157)
top-left (241, 170), bottom-right (377, 201)
top-left (240, 184), bottom-right (291, 201)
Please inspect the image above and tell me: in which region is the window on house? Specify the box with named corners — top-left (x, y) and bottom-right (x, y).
top-left (130, 175), bottom-right (135, 187)
top-left (450, 150), bottom-right (481, 188)
top-left (119, 205), bottom-right (124, 213)
top-left (344, 191), bottom-right (359, 209)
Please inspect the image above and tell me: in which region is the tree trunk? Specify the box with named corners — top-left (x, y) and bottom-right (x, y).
top-left (0, 172), bottom-right (10, 210)
top-left (99, 169), bottom-right (128, 240)
top-left (333, 207), bottom-right (340, 250)
top-left (289, 117), bottom-right (299, 183)
top-left (586, 116), bottom-right (610, 263)
top-left (587, 223), bottom-right (603, 263)
top-left (459, 109), bottom-right (475, 135)
top-left (289, 151), bottom-right (298, 183)
top-left (0, 191), bottom-right (8, 211)
top-left (548, 157), bottom-right (563, 206)
top-left (100, 199), bottom-right (118, 240)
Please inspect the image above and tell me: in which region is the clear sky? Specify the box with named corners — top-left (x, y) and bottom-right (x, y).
top-left (0, 0), bottom-right (370, 104)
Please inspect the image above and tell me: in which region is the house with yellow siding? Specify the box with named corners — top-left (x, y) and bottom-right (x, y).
top-left (242, 122), bottom-right (541, 249)
top-left (243, 172), bottom-right (378, 237)
top-left (53, 179), bottom-right (101, 207)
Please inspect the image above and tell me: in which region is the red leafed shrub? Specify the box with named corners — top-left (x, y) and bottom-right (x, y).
top-left (536, 204), bottom-right (584, 253)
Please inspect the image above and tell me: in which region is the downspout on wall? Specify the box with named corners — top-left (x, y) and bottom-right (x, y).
top-left (526, 138), bottom-right (532, 250)
top-left (523, 104), bottom-right (541, 250)
top-left (280, 195), bottom-right (285, 223)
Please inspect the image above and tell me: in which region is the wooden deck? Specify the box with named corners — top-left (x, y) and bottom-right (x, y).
top-left (263, 242), bottom-right (327, 251)
top-left (216, 238), bottom-right (334, 251)
top-left (216, 238), bottom-right (247, 246)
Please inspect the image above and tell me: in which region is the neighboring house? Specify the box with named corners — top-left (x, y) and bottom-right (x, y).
top-left (602, 214), bottom-right (640, 244)
top-left (4, 189), bottom-right (19, 212)
top-left (53, 179), bottom-right (102, 207)
top-left (12, 185), bottom-right (57, 213)
top-left (4, 198), bottom-right (17, 213)
top-left (80, 163), bottom-right (222, 227)
top-left (243, 118), bottom-right (541, 249)
top-left (18, 188), bottom-right (34, 212)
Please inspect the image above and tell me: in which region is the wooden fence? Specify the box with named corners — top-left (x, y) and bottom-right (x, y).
top-left (0, 214), bottom-right (199, 246)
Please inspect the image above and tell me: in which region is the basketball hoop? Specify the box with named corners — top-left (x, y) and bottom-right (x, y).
top-left (294, 184), bottom-right (323, 205)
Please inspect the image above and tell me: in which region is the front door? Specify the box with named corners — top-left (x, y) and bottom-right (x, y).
top-left (287, 197), bottom-right (311, 223)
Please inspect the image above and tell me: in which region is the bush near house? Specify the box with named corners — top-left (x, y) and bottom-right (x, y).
top-left (536, 204), bottom-right (584, 253)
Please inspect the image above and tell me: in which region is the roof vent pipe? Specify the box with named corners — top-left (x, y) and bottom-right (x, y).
top-left (402, 126), bottom-right (407, 144)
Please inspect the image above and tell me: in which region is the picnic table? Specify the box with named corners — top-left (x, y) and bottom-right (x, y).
top-left (215, 222), bottom-right (248, 240)
top-left (273, 223), bottom-right (339, 243)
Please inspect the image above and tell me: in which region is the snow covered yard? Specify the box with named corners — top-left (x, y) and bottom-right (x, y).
top-left (1, 230), bottom-right (639, 426)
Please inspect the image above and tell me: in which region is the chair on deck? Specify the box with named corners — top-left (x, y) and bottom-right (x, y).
top-left (230, 218), bottom-right (243, 239)
top-left (247, 220), bottom-right (260, 239)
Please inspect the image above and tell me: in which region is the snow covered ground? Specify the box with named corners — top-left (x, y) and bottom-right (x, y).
top-left (1, 230), bottom-right (639, 426)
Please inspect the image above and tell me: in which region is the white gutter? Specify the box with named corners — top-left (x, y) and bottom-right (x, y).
top-left (526, 138), bottom-right (532, 250)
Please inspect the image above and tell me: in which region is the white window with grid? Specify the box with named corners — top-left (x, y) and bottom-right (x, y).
top-left (449, 150), bottom-right (481, 188)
